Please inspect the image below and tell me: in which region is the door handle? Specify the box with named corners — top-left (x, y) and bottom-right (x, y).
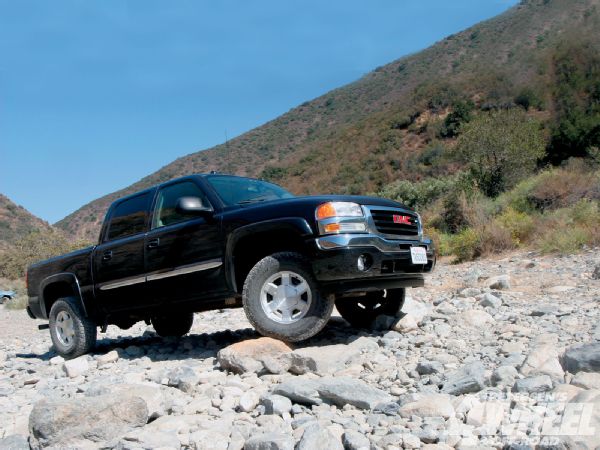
top-left (102, 251), bottom-right (113, 261)
top-left (147, 238), bottom-right (160, 249)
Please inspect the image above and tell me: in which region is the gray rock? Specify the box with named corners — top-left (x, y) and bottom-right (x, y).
top-left (118, 428), bottom-right (180, 450)
top-left (342, 430), bottom-right (370, 450)
top-left (261, 394), bottom-right (292, 416)
top-left (62, 356), bottom-right (89, 378)
top-left (417, 360), bottom-right (444, 375)
top-left (562, 342), bottom-right (600, 373)
top-left (29, 394), bottom-right (148, 448)
top-left (488, 275), bottom-right (511, 290)
top-left (189, 429), bottom-right (230, 450)
top-left (97, 350), bottom-right (119, 367)
top-left (530, 304), bottom-right (559, 316)
top-left (313, 377), bottom-right (393, 410)
top-left (273, 377), bottom-right (392, 410)
top-left (272, 379), bottom-right (322, 406)
top-left (167, 365), bottom-right (199, 393)
top-left (86, 382), bottom-right (167, 420)
top-left (462, 309), bottom-right (494, 327)
top-left (459, 287), bottom-right (481, 298)
top-left (491, 366), bottom-right (518, 387)
top-left (593, 264), bottom-right (600, 280)
top-left (441, 361), bottom-right (486, 395)
top-left (0, 435), bottom-right (29, 450)
top-left (399, 394), bottom-right (455, 419)
top-left (244, 433), bottom-right (294, 450)
top-left (520, 344), bottom-right (564, 381)
top-left (297, 423), bottom-right (343, 450)
top-left (513, 375), bottom-right (553, 393)
top-left (571, 371), bottom-right (600, 389)
top-left (288, 343), bottom-right (361, 375)
top-left (373, 401), bottom-right (401, 416)
top-left (239, 391), bottom-right (260, 412)
top-left (479, 293), bottom-right (502, 309)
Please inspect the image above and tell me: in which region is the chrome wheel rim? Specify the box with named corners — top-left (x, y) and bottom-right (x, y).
top-left (260, 271), bottom-right (312, 324)
top-left (55, 310), bottom-right (76, 348)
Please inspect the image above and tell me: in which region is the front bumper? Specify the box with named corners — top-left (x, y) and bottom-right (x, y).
top-left (311, 233), bottom-right (435, 293)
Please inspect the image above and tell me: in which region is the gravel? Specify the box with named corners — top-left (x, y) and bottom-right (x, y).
top-left (0, 249), bottom-right (599, 448)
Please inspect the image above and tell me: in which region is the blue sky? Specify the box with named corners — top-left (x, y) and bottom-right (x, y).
top-left (0, 0), bottom-right (517, 224)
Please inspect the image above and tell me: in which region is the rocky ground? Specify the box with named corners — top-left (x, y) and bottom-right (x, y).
top-left (1, 250), bottom-right (600, 449)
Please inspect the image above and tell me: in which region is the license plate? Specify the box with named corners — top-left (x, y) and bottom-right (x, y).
top-left (410, 246), bottom-right (428, 264)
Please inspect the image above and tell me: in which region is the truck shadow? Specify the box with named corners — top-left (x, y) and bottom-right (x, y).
top-left (16, 316), bottom-right (393, 363)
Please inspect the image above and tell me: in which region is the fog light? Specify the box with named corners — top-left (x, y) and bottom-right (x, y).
top-left (357, 254), bottom-right (372, 271)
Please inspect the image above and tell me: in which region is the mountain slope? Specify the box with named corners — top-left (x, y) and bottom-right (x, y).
top-left (57, 0), bottom-right (600, 241)
top-left (0, 194), bottom-right (52, 251)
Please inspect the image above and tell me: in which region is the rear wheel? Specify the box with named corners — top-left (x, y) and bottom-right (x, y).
top-left (242, 252), bottom-right (333, 342)
top-left (335, 288), bottom-right (406, 329)
top-left (49, 297), bottom-right (97, 359)
top-left (151, 312), bottom-right (194, 337)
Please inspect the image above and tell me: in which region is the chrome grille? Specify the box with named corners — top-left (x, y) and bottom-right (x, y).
top-left (370, 209), bottom-right (419, 236)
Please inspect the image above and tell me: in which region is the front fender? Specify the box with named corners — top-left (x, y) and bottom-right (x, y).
top-left (224, 217), bottom-right (314, 291)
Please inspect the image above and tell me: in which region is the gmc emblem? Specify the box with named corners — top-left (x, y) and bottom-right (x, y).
top-left (393, 214), bottom-right (412, 225)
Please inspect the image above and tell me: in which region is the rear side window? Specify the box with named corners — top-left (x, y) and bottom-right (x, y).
top-left (106, 193), bottom-right (151, 241)
top-left (152, 181), bottom-right (209, 229)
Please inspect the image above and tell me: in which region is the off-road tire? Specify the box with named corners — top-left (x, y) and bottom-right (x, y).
top-left (242, 252), bottom-right (333, 342)
top-left (335, 288), bottom-right (406, 329)
top-left (49, 297), bottom-right (97, 359)
top-left (151, 312), bottom-right (194, 337)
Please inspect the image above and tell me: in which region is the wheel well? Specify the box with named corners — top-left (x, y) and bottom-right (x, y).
top-left (232, 230), bottom-right (309, 293)
top-left (43, 282), bottom-right (77, 317)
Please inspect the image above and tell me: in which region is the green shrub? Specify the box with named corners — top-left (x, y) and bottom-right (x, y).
top-left (377, 175), bottom-right (458, 210)
top-left (456, 109), bottom-right (546, 197)
top-left (495, 207), bottom-right (535, 245)
top-left (449, 228), bottom-right (480, 262)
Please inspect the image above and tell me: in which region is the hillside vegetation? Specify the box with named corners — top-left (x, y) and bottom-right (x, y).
top-left (0, 194), bottom-right (52, 251)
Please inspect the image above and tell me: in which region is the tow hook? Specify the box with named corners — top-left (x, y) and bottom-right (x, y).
top-left (38, 323), bottom-right (49, 330)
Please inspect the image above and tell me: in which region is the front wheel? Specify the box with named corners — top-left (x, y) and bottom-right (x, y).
top-left (49, 297), bottom-right (97, 359)
top-left (335, 288), bottom-right (405, 329)
top-left (242, 252), bottom-right (333, 342)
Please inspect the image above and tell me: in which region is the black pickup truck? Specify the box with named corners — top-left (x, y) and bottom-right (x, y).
top-left (27, 174), bottom-right (435, 358)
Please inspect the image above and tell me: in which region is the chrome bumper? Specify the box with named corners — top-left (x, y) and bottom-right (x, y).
top-left (315, 233), bottom-right (430, 253)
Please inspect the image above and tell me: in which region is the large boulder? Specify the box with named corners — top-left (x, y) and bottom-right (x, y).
top-left (562, 342), bottom-right (600, 374)
top-left (29, 394), bottom-right (148, 449)
top-left (273, 377), bottom-right (392, 410)
top-left (85, 383), bottom-right (168, 420)
top-left (217, 337), bottom-right (293, 375)
top-left (288, 340), bottom-right (371, 375)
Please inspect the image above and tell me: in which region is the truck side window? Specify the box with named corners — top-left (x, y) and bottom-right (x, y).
top-left (152, 181), bottom-right (209, 229)
top-left (106, 193), bottom-right (151, 241)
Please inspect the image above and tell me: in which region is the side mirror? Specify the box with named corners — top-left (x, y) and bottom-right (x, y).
top-left (176, 196), bottom-right (213, 215)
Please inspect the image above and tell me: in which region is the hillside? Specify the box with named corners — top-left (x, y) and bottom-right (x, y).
top-left (57, 0), bottom-right (600, 241)
top-left (0, 194), bottom-right (52, 251)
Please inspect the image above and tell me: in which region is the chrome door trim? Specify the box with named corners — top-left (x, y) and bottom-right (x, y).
top-left (146, 259), bottom-right (223, 281)
top-left (98, 259), bottom-right (223, 290)
top-left (98, 275), bottom-right (147, 291)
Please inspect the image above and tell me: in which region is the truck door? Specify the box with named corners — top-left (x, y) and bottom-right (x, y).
top-left (144, 179), bottom-right (226, 305)
top-left (92, 191), bottom-right (153, 313)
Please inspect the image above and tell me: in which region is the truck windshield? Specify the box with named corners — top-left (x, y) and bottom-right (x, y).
top-left (206, 175), bottom-right (294, 206)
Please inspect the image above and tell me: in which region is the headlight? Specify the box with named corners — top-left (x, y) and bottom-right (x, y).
top-left (316, 202), bottom-right (364, 220)
top-left (316, 202), bottom-right (366, 235)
